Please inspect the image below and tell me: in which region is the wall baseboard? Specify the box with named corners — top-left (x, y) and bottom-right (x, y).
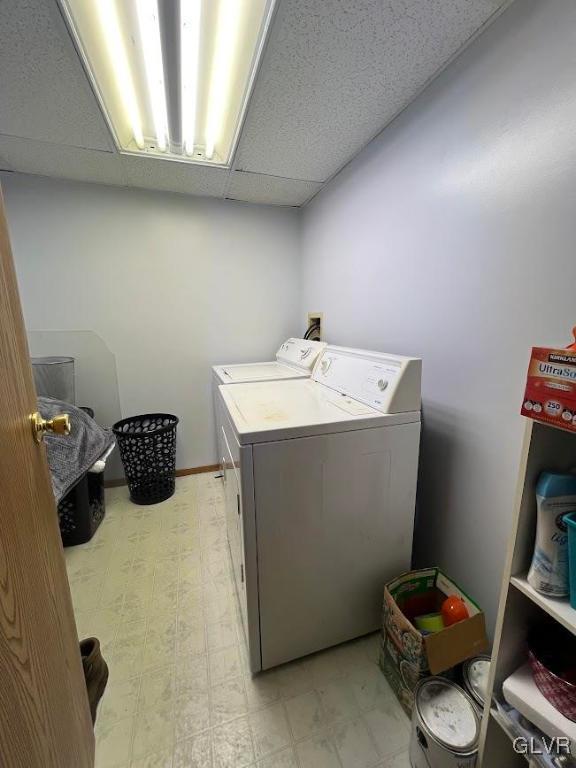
top-left (176, 464), bottom-right (221, 477)
top-left (104, 464), bottom-right (221, 489)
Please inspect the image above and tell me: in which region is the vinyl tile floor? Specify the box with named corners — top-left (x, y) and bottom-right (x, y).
top-left (65, 473), bottom-right (411, 768)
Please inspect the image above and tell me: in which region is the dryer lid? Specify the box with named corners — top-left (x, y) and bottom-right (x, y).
top-left (312, 345), bottom-right (421, 413)
top-left (275, 338), bottom-right (326, 371)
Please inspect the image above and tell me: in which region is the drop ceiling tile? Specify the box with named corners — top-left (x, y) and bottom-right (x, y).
top-left (0, 0), bottom-right (113, 150)
top-left (235, 0), bottom-right (510, 182)
top-left (0, 135), bottom-right (128, 186)
top-left (121, 156), bottom-right (229, 198)
top-left (226, 171), bottom-right (321, 207)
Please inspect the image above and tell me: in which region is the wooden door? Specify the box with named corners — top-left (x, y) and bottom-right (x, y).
top-left (0, 187), bottom-right (94, 767)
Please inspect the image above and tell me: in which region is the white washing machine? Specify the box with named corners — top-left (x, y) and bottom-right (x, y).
top-left (212, 337), bottom-right (326, 386)
top-left (212, 338), bottom-right (325, 468)
top-left (216, 345), bottom-right (422, 672)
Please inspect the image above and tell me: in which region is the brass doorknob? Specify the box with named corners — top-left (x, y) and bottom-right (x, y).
top-left (30, 412), bottom-right (71, 443)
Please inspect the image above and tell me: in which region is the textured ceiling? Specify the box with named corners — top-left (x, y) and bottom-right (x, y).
top-left (0, 0), bottom-right (112, 150)
top-left (235, 0), bottom-right (511, 182)
top-left (0, 0), bottom-right (512, 206)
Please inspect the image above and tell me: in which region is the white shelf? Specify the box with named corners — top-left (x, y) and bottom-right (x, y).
top-left (510, 575), bottom-right (576, 636)
top-left (479, 421), bottom-right (576, 766)
top-left (503, 663), bottom-right (576, 755)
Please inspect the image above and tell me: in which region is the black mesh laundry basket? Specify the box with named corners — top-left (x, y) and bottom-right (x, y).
top-left (113, 414), bottom-right (179, 505)
top-left (58, 472), bottom-right (106, 547)
top-left (58, 405), bottom-right (106, 547)
top-left (57, 406), bottom-right (107, 547)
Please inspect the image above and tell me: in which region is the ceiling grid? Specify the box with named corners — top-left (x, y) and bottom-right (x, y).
top-left (0, 0), bottom-right (512, 206)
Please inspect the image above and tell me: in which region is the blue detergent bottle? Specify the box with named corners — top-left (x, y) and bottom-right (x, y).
top-left (527, 472), bottom-right (576, 597)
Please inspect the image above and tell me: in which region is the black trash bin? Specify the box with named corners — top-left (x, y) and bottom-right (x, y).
top-left (113, 414), bottom-right (179, 505)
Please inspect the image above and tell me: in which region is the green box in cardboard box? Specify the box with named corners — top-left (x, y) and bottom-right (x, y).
top-left (379, 567), bottom-right (488, 716)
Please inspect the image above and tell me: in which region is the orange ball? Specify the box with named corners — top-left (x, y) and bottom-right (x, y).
top-left (441, 595), bottom-right (469, 626)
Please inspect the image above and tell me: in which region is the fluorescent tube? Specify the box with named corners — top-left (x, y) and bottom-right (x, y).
top-left (96, 0), bottom-right (144, 149)
top-left (136, 0), bottom-right (169, 151)
top-left (181, 0), bottom-right (202, 156)
top-left (205, 0), bottom-right (243, 161)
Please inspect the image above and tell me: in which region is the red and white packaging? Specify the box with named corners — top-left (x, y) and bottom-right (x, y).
top-left (521, 346), bottom-right (576, 432)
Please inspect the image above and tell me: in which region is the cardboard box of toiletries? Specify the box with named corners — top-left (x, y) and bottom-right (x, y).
top-left (379, 567), bottom-right (488, 716)
top-left (521, 346), bottom-right (576, 432)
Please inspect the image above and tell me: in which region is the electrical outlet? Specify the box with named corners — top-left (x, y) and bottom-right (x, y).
top-left (306, 312), bottom-right (323, 341)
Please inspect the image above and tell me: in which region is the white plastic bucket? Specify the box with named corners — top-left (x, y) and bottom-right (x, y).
top-left (410, 677), bottom-right (479, 768)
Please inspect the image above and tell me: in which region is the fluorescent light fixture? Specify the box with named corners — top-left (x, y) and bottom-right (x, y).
top-left (181, 0), bottom-right (202, 156)
top-left (136, 0), bottom-right (169, 152)
top-left (95, 0), bottom-right (144, 149)
top-left (60, 0), bottom-right (276, 165)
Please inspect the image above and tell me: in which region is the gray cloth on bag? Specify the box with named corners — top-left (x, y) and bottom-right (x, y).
top-left (38, 396), bottom-right (115, 502)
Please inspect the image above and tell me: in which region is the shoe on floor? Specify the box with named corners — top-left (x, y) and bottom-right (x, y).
top-left (80, 637), bottom-right (109, 724)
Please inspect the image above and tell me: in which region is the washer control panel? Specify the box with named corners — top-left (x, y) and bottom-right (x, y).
top-left (276, 338), bottom-right (326, 371)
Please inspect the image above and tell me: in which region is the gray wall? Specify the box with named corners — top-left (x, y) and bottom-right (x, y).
top-left (300, 0), bottom-right (576, 633)
top-left (3, 173), bottom-right (301, 472)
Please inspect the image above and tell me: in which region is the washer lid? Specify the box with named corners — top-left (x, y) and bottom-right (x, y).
top-left (214, 361), bottom-right (307, 383)
top-left (416, 678), bottom-right (479, 752)
top-left (275, 338), bottom-right (326, 371)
